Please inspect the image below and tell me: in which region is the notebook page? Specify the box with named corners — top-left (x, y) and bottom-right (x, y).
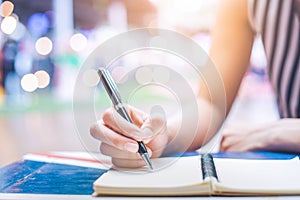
top-left (94, 156), bottom-right (203, 188)
top-left (214, 157), bottom-right (300, 191)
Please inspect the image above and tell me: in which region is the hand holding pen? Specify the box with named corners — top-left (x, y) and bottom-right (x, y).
top-left (98, 68), bottom-right (153, 169)
top-left (90, 68), bottom-right (169, 169)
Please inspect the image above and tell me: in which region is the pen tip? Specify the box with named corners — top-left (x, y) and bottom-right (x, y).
top-left (141, 153), bottom-right (153, 170)
top-left (148, 161), bottom-right (153, 170)
top-left (148, 160), bottom-right (153, 170)
top-left (149, 164), bottom-right (154, 170)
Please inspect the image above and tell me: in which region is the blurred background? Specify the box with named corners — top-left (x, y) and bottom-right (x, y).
top-left (0, 0), bottom-right (279, 167)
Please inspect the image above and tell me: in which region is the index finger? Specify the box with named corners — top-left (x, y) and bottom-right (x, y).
top-left (90, 121), bottom-right (139, 153)
top-left (102, 108), bottom-right (145, 141)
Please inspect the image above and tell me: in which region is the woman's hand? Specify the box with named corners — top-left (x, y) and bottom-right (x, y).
top-left (220, 119), bottom-right (300, 153)
top-left (90, 105), bottom-right (169, 168)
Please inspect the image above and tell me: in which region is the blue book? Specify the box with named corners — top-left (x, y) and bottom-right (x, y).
top-left (0, 151), bottom-right (110, 195)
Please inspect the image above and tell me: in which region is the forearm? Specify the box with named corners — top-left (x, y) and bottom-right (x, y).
top-left (163, 0), bottom-right (255, 155)
top-left (265, 119), bottom-right (300, 153)
top-left (220, 118), bottom-right (300, 153)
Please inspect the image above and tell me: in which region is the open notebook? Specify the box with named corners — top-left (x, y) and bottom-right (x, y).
top-left (93, 154), bottom-right (300, 196)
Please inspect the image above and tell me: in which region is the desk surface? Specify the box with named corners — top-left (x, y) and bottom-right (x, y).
top-left (0, 151), bottom-right (298, 199)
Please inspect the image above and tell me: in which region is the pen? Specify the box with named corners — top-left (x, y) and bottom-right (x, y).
top-left (97, 68), bottom-right (153, 170)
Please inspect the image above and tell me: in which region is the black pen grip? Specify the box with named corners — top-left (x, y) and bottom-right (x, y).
top-left (137, 141), bottom-right (147, 154)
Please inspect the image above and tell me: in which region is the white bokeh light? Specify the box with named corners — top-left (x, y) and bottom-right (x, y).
top-left (82, 69), bottom-right (100, 87)
top-left (70, 33), bottom-right (87, 52)
top-left (35, 37), bottom-right (53, 56)
top-left (21, 73), bottom-right (38, 92)
top-left (111, 66), bottom-right (129, 84)
top-left (135, 67), bottom-right (153, 84)
top-left (1, 15), bottom-right (17, 34)
top-left (34, 70), bottom-right (50, 88)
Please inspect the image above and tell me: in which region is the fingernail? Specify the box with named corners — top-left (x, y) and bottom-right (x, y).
top-left (124, 142), bottom-right (138, 153)
top-left (147, 148), bottom-right (152, 157)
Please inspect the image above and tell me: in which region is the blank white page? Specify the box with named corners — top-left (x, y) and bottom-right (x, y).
top-left (94, 156), bottom-right (203, 188)
top-left (214, 157), bottom-right (300, 191)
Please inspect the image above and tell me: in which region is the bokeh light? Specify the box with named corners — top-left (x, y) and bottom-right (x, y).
top-left (69, 33), bottom-right (88, 52)
top-left (34, 70), bottom-right (50, 88)
top-left (82, 69), bottom-right (99, 87)
top-left (153, 67), bottom-right (170, 84)
top-left (0, 1), bottom-right (14, 17)
top-left (27, 13), bottom-right (50, 37)
top-left (9, 21), bottom-right (26, 41)
top-left (1, 15), bottom-right (17, 34)
top-left (135, 67), bottom-right (153, 84)
top-left (35, 37), bottom-right (53, 55)
top-left (15, 52), bottom-right (33, 76)
top-left (111, 66), bottom-right (129, 84)
top-left (21, 73), bottom-right (39, 92)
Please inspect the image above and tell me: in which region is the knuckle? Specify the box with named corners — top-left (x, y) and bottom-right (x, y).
top-left (102, 110), bottom-right (112, 123)
top-left (101, 130), bottom-right (125, 150)
top-left (99, 143), bottom-right (110, 155)
top-left (220, 142), bottom-right (228, 150)
top-left (112, 138), bottom-right (125, 150)
top-left (111, 158), bottom-right (122, 167)
top-left (111, 158), bottom-right (117, 166)
top-left (152, 116), bottom-right (166, 128)
top-left (90, 123), bottom-right (99, 137)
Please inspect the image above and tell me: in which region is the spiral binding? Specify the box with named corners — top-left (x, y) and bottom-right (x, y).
top-left (201, 154), bottom-right (218, 181)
